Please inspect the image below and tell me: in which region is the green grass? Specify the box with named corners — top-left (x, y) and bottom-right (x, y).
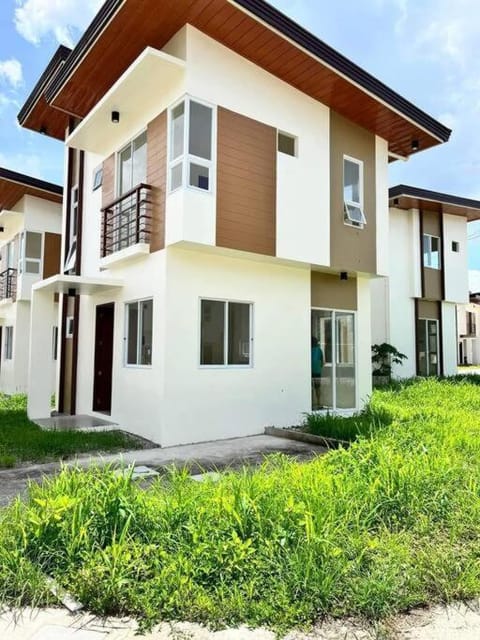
top-left (0, 394), bottom-right (143, 468)
top-left (1, 378), bottom-right (480, 632)
top-left (302, 405), bottom-right (392, 442)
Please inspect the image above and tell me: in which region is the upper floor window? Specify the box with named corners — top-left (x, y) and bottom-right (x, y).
top-left (118, 131), bottom-right (147, 196)
top-left (452, 241), bottom-right (460, 253)
top-left (64, 186), bottom-right (79, 273)
top-left (343, 156), bottom-right (366, 228)
top-left (278, 131), bottom-right (297, 157)
top-left (18, 231), bottom-right (42, 275)
top-left (169, 98), bottom-right (214, 193)
top-left (423, 234), bottom-right (441, 269)
top-left (6, 240), bottom-right (15, 270)
top-left (4, 326), bottom-right (13, 360)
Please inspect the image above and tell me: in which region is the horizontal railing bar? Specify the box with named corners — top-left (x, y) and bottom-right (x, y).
top-left (101, 183), bottom-right (152, 212)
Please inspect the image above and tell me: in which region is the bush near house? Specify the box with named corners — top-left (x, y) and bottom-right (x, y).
top-left (1, 378), bottom-right (480, 632)
top-left (0, 394), bottom-right (143, 468)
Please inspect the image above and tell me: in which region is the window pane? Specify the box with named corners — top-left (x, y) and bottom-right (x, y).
top-left (25, 260), bottom-right (40, 274)
top-left (430, 236), bottom-right (440, 269)
top-left (311, 310), bottom-right (333, 410)
top-left (171, 163), bottom-right (183, 191)
top-left (423, 235), bottom-right (431, 266)
top-left (119, 144), bottom-right (133, 195)
top-left (189, 101), bottom-right (212, 160)
top-left (228, 303), bottom-right (250, 365)
top-left (278, 133), bottom-right (296, 156)
top-left (336, 312), bottom-right (356, 409)
top-left (189, 163), bottom-right (209, 190)
top-left (132, 131), bottom-right (147, 187)
top-left (127, 303), bottom-right (139, 365)
top-left (26, 232), bottom-right (42, 260)
top-left (200, 300), bottom-right (225, 365)
top-left (140, 300), bottom-right (153, 365)
top-left (344, 159), bottom-right (360, 204)
top-left (171, 102), bottom-right (185, 160)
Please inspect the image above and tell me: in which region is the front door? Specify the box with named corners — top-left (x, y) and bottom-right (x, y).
top-left (311, 309), bottom-right (356, 411)
top-left (417, 318), bottom-right (439, 376)
top-left (93, 303), bottom-right (114, 413)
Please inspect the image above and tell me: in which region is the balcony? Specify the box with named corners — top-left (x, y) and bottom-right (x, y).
top-left (0, 268), bottom-right (17, 302)
top-left (100, 184), bottom-right (152, 268)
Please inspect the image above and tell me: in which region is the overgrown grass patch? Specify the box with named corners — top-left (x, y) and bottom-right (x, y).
top-left (302, 404), bottom-right (392, 442)
top-left (0, 394), bottom-right (143, 468)
top-left (1, 378), bottom-right (480, 632)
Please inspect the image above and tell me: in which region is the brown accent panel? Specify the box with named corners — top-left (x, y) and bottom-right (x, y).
top-left (417, 299), bottom-right (440, 320)
top-left (311, 271), bottom-right (357, 311)
top-left (43, 232), bottom-right (61, 279)
top-left (76, 150), bottom-right (85, 275)
top-left (330, 111), bottom-right (376, 274)
top-left (422, 210), bottom-right (441, 236)
top-left (216, 107), bottom-right (276, 256)
top-left (424, 268), bottom-right (442, 301)
top-left (147, 110), bottom-right (167, 252)
top-left (102, 154), bottom-right (115, 208)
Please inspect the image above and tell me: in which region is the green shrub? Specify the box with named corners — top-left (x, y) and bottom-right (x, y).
top-left (1, 378), bottom-right (480, 631)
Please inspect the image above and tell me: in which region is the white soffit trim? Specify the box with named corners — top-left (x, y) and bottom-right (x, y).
top-left (33, 274), bottom-right (123, 296)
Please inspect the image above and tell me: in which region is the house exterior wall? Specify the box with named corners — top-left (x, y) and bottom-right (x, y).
top-left (442, 302), bottom-right (458, 375)
top-left (444, 214), bottom-right (468, 303)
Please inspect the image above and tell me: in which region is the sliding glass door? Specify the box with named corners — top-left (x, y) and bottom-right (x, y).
top-left (311, 309), bottom-right (356, 411)
top-left (417, 318), bottom-right (439, 376)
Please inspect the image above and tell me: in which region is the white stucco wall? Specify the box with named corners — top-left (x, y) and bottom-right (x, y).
top-left (443, 214), bottom-right (468, 304)
top-left (375, 137), bottom-right (389, 277)
top-left (370, 276), bottom-right (389, 346)
top-left (442, 302), bottom-right (458, 375)
top-left (357, 276), bottom-right (373, 405)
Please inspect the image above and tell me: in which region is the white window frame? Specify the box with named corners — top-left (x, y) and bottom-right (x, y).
top-left (6, 240), bottom-right (14, 270)
top-left (18, 231), bottom-right (43, 276)
top-left (66, 316), bottom-right (74, 339)
top-left (167, 95), bottom-right (217, 195)
top-left (4, 326), bottom-right (13, 360)
top-left (417, 317), bottom-right (439, 376)
top-left (115, 129), bottom-right (148, 197)
top-left (124, 298), bottom-right (153, 368)
top-left (199, 298), bottom-right (254, 369)
top-left (343, 155), bottom-right (366, 228)
top-left (423, 233), bottom-right (441, 270)
top-left (311, 306), bottom-right (358, 412)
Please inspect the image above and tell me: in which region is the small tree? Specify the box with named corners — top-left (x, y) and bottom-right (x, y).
top-left (372, 343), bottom-right (407, 379)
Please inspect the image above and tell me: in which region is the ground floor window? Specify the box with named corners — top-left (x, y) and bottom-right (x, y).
top-left (311, 309), bottom-right (356, 410)
top-left (4, 326), bottom-right (13, 360)
top-left (125, 299), bottom-right (153, 366)
top-left (52, 326), bottom-right (58, 360)
top-left (200, 299), bottom-right (252, 367)
top-left (417, 318), bottom-right (439, 376)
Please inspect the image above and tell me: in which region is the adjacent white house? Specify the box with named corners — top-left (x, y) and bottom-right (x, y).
top-left (457, 293), bottom-right (480, 366)
top-left (0, 168), bottom-right (63, 394)
top-left (19, 0), bottom-right (452, 445)
top-left (371, 185), bottom-right (480, 378)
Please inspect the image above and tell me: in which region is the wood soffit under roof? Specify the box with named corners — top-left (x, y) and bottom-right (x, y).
top-left (19, 0), bottom-right (451, 156)
top-left (0, 168), bottom-right (63, 213)
top-left (389, 185), bottom-right (480, 222)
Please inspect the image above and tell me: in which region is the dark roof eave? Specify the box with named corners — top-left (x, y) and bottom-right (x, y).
top-left (0, 167), bottom-right (63, 196)
top-left (389, 184), bottom-right (480, 212)
top-left (42, 0), bottom-right (451, 144)
top-left (17, 44), bottom-right (72, 126)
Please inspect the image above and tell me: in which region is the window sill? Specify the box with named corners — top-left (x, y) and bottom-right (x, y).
top-left (100, 243), bottom-right (150, 270)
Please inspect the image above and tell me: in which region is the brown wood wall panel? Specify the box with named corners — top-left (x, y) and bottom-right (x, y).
top-left (147, 110), bottom-right (167, 253)
top-left (43, 232), bottom-right (61, 279)
top-left (102, 154), bottom-right (115, 208)
top-left (0, 178), bottom-right (62, 212)
top-left (311, 271), bottom-right (358, 311)
top-left (216, 107), bottom-right (276, 256)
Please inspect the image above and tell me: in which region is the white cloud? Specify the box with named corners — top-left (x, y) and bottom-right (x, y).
top-left (0, 151), bottom-right (43, 178)
top-left (0, 59), bottom-right (23, 88)
top-left (14, 0), bottom-right (104, 47)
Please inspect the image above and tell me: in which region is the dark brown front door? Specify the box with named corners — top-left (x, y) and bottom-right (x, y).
top-left (93, 303), bottom-right (114, 413)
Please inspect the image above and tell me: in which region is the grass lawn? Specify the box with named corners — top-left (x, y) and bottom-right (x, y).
top-left (1, 377), bottom-right (480, 632)
top-left (0, 394), bottom-right (143, 468)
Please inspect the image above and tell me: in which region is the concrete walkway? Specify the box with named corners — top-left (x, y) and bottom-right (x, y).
top-left (3, 601), bottom-right (480, 639)
top-left (0, 434), bottom-right (326, 506)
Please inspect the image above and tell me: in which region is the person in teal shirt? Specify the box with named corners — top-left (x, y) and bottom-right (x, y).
top-left (311, 336), bottom-right (324, 409)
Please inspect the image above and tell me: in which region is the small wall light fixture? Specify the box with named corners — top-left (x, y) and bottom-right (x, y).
top-left (411, 139), bottom-right (419, 152)
top-left (0, 226), bottom-right (4, 233)
top-left (39, 125), bottom-right (47, 135)
top-left (340, 271), bottom-right (348, 281)
top-left (111, 110), bottom-right (120, 124)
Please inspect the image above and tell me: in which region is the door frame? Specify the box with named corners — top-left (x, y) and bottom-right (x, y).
top-left (92, 302), bottom-right (115, 414)
top-left (417, 316), bottom-right (440, 376)
top-left (311, 306), bottom-right (358, 411)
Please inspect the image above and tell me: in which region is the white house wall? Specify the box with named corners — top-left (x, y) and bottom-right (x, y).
top-left (443, 214), bottom-right (468, 304)
top-left (375, 136), bottom-right (389, 277)
top-left (357, 276), bottom-right (373, 405)
top-left (442, 302), bottom-right (457, 375)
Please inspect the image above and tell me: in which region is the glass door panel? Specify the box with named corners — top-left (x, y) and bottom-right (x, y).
top-left (416, 318), bottom-right (439, 376)
top-left (335, 312), bottom-right (356, 409)
top-left (428, 319), bottom-right (439, 376)
top-left (311, 310), bottom-right (333, 410)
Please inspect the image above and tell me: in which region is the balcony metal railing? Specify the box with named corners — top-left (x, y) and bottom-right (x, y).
top-left (0, 268), bottom-right (17, 301)
top-left (100, 183), bottom-right (152, 258)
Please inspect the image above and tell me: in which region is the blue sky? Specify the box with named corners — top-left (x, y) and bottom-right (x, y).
top-left (0, 0), bottom-right (479, 267)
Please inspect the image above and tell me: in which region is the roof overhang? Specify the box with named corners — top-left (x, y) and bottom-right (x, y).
top-left (66, 47), bottom-right (185, 155)
top-left (389, 185), bottom-right (480, 222)
top-left (19, 0), bottom-right (450, 156)
top-left (33, 274), bottom-right (123, 296)
top-left (0, 168), bottom-right (63, 213)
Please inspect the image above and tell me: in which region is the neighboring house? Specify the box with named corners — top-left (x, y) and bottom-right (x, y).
top-left (0, 168), bottom-right (63, 394)
top-left (457, 294), bottom-right (480, 366)
top-left (19, 0), bottom-right (451, 445)
top-left (371, 186), bottom-right (480, 378)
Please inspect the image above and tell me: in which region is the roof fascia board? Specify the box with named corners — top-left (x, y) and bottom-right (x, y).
top-left (390, 185), bottom-right (480, 212)
top-left (0, 168), bottom-right (63, 196)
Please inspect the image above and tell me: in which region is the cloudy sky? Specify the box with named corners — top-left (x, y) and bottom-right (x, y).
top-left (0, 0), bottom-right (479, 266)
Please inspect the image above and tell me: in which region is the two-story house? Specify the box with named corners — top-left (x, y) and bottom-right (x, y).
top-left (372, 185), bottom-right (480, 377)
top-left (457, 292), bottom-right (480, 366)
top-left (19, 0), bottom-right (450, 445)
top-left (0, 168), bottom-right (62, 394)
